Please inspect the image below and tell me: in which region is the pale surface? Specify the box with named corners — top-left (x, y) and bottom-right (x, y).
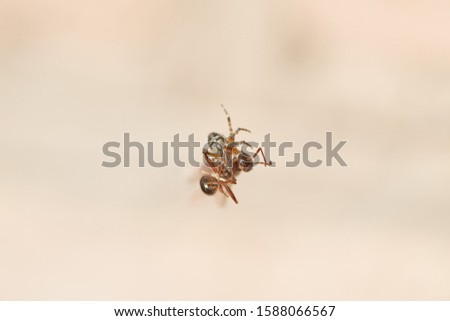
top-left (0, 0), bottom-right (449, 299)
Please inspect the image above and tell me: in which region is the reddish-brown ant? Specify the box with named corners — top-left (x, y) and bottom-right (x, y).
top-left (200, 105), bottom-right (272, 204)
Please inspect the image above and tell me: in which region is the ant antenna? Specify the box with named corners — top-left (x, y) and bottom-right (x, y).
top-left (221, 104), bottom-right (233, 134)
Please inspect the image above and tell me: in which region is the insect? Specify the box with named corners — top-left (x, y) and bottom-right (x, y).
top-left (200, 105), bottom-right (272, 204)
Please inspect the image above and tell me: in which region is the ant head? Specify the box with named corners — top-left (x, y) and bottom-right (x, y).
top-left (200, 175), bottom-right (219, 195)
top-left (238, 151), bottom-right (254, 172)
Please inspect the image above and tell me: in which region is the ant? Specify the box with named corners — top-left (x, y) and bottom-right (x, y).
top-left (200, 105), bottom-right (272, 204)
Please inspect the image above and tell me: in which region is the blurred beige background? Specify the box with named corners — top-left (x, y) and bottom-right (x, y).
top-left (1, 0), bottom-right (449, 300)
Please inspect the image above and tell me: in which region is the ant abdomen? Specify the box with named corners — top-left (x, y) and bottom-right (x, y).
top-left (200, 176), bottom-right (219, 195)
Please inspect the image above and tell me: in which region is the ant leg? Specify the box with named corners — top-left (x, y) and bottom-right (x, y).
top-left (252, 147), bottom-right (273, 166)
top-left (221, 104), bottom-right (233, 135)
top-left (221, 105), bottom-right (250, 139)
top-left (218, 184), bottom-right (228, 197)
top-left (239, 140), bottom-right (253, 149)
top-left (228, 141), bottom-right (253, 149)
top-left (220, 177), bottom-right (237, 185)
top-left (203, 151), bottom-right (222, 174)
top-left (217, 183), bottom-right (238, 204)
top-left (252, 162), bottom-right (270, 166)
top-left (233, 127), bottom-right (251, 137)
top-left (222, 183), bottom-right (238, 204)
